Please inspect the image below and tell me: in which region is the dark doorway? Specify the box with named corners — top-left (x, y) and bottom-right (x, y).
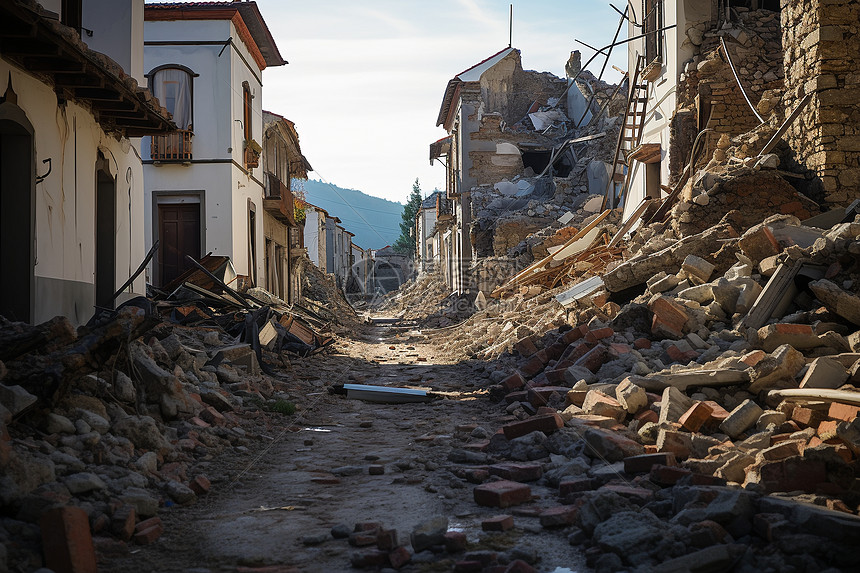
top-left (0, 110), bottom-right (34, 322)
top-left (521, 150), bottom-right (552, 175)
top-left (95, 158), bottom-right (116, 309)
top-left (158, 202), bottom-right (201, 287)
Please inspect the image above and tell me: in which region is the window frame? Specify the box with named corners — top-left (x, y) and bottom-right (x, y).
top-left (146, 64), bottom-right (198, 131)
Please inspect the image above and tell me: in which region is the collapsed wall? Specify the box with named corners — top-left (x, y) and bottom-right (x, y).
top-left (782, 0), bottom-right (860, 207)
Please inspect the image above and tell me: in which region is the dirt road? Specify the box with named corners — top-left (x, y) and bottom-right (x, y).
top-left (100, 317), bottom-right (586, 573)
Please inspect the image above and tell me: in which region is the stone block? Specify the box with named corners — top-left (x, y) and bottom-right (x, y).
top-left (649, 464), bottom-right (693, 486)
top-left (41, 507), bottom-right (97, 573)
top-left (720, 399), bottom-right (764, 438)
top-left (749, 344), bottom-right (806, 393)
top-left (474, 481), bottom-right (531, 508)
top-left (615, 378), bottom-right (647, 414)
top-left (679, 402), bottom-right (714, 433)
top-left (659, 386), bottom-right (694, 424)
top-left (739, 225), bottom-right (781, 262)
top-left (799, 356), bottom-right (849, 389)
top-left (573, 346), bottom-right (609, 374)
top-left (502, 413), bottom-right (563, 440)
top-left (582, 390), bottom-right (626, 422)
top-left (682, 254), bottom-right (715, 283)
top-left (759, 458), bottom-right (827, 493)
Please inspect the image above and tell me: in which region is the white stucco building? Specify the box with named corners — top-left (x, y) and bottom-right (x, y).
top-left (0, 0), bottom-right (173, 324)
top-left (141, 1), bottom-right (286, 288)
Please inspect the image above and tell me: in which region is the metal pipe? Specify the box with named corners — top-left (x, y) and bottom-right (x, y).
top-left (719, 36), bottom-right (765, 124)
top-left (574, 5), bottom-right (627, 128)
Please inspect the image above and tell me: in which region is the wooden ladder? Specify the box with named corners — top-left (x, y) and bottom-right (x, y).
top-left (603, 54), bottom-right (649, 210)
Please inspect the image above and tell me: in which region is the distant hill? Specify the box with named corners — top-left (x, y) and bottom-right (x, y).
top-left (294, 179), bottom-right (403, 250)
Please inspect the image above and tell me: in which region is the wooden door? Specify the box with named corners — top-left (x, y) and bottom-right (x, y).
top-left (158, 203), bottom-right (200, 287)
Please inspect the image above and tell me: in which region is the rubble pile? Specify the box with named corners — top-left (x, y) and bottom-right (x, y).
top-left (375, 271), bottom-right (477, 329)
top-left (296, 255), bottom-right (360, 330)
top-left (0, 254), bottom-right (349, 568)
top-left (458, 207), bottom-right (860, 570)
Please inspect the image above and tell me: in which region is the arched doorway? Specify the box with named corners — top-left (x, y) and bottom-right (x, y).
top-left (0, 87), bottom-right (35, 323)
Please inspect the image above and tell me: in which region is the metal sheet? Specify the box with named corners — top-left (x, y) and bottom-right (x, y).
top-left (344, 384), bottom-right (432, 403)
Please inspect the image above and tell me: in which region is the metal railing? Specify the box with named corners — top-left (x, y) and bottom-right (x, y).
top-left (150, 129), bottom-right (193, 161)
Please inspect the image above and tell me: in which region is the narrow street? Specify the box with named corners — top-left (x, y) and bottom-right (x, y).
top-left (100, 317), bottom-right (584, 573)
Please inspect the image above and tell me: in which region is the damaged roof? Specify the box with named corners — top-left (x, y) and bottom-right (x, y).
top-left (0, 0), bottom-right (175, 137)
top-left (436, 47), bottom-right (517, 129)
top-left (145, 1), bottom-right (287, 69)
top-left (263, 110), bottom-right (313, 177)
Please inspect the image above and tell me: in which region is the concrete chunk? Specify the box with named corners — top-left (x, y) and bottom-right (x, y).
top-left (720, 399), bottom-right (764, 438)
top-left (615, 378), bottom-right (647, 414)
top-left (681, 254), bottom-right (715, 283)
top-left (809, 279), bottom-right (860, 326)
top-left (799, 356), bottom-right (849, 389)
top-left (659, 386), bottom-right (694, 424)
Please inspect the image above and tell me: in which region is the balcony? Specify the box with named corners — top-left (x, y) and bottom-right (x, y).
top-left (263, 172), bottom-right (296, 226)
top-left (150, 129), bottom-right (193, 162)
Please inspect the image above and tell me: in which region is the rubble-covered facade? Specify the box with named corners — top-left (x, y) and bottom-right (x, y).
top-left (0, 0), bottom-right (174, 324)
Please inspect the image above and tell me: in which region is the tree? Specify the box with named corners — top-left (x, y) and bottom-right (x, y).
top-left (392, 179), bottom-right (423, 257)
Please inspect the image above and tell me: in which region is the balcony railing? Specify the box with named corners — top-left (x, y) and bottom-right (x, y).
top-left (150, 129), bottom-right (193, 161)
top-left (263, 172), bottom-right (296, 225)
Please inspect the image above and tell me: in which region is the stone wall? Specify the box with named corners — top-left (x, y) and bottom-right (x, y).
top-left (782, 0), bottom-right (860, 207)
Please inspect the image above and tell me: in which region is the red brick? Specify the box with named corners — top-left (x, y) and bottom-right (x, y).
top-left (519, 352), bottom-right (548, 378)
top-left (559, 476), bottom-right (593, 496)
top-left (566, 390), bottom-right (588, 407)
top-left (350, 550), bottom-right (389, 568)
top-left (454, 561), bottom-right (484, 573)
top-left (609, 343), bottom-right (631, 355)
top-left (623, 452), bottom-right (677, 474)
top-left (585, 327), bottom-right (614, 343)
top-left (538, 505), bottom-right (578, 528)
top-left (188, 416), bottom-right (211, 428)
top-left (527, 386), bottom-right (568, 407)
top-left (818, 420), bottom-right (840, 441)
top-left (650, 297), bottom-right (689, 339)
top-left (474, 480), bottom-right (531, 508)
top-left (388, 545), bottom-right (411, 569)
top-left (354, 521), bottom-right (383, 533)
top-left (573, 346), bottom-right (609, 373)
top-left (828, 402), bottom-right (860, 422)
top-left (665, 344), bottom-right (699, 364)
top-left (634, 409), bottom-right (659, 424)
top-left (761, 441), bottom-right (804, 461)
top-left (545, 341), bottom-right (568, 361)
top-left (599, 484), bottom-right (654, 502)
top-left (633, 338), bottom-right (652, 349)
top-left (458, 467), bottom-right (490, 483)
top-left (489, 463), bottom-right (543, 482)
top-left (703, 401), bottom-right (730, 423)
top-left (133, 524), bottom-right (163, 545)
top-left (40, 507), bottom-right (98, 573)
top-left (792, 406), bottom-right (825, 428)
top-left (559, 327), bottom-right (586, 345)
top-left (504, 390), bottom-right (529, 404)
top-left (649, 464), bottom-right (693, 486)
top-left (444, 531), bottom-right (468, 552)
top-left (543, 368), bottom-right (567, 385)
top-left (135, 517), bottom-right (163, 534)
top-left (199, 406), bottom-right (226, 426)
top-left (514, 336), bottom-right (539, 357)
top-left (501, 371), bottom-right (526, 391)
top-left (189, 475), bottom-right (211, 495)
top-left (110, 505), bottom-right (136, 541)
top-left (349, 532), bottom-right (379, 547)
top-left (740, 350), bottom-right (767, 367)
top-left (501, 413), bottom-right (563, 440)
top-left (760, 458), bottom-right (827, 493)
top-left (482, 515), bottom-right (514, 531)
top-left (679, 402), bottom-right (714, 433)
top-left (376, 529), bottom-right (398, 550)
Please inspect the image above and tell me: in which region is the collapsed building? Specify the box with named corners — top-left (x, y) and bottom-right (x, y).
top-left (428, 47), bottom-right (627, 295)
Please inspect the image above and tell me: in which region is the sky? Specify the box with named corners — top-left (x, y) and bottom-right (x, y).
top-left (255, 0), bottom-right (629, 204)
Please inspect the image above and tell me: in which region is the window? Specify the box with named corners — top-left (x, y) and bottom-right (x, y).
top-left (242, 81), bottom-right (252, 142)
top-left (643, 0), bottom-right (664, 64)
top-left (150, 67), bottom-right (193, 130)
top-left (61, 0), bottom-right (82, 33)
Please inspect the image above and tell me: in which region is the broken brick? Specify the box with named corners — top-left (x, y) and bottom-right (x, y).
top-left (501, 413), bottom-right (563, 440)
top-left (474, 480), bottom-right (531, 508)
top-left (538, 506), bottom-right (578, 528)
top-left (488, 462), bottom-right (543, 482)
top-left (679, 402), bottom-right (714, 433)
top-left (829, 402), bottom-right (860, 422)
top-left (527, 386), bottom-right (568, 407)
top-left (376, 529), bottom-right (398, 551)
top-left (388, 545), bottom-right (411, 569)
top-left (584, 327), bottom-right (613, 343)
top-left (514, 336), bottom-right (538, 357)
top-left (481, 515), bottom-right (514, 531)
top-left (189, 475), bottom-right (210, 495)
top-left (573, 346), bottom-right (609, 373)
top-left (650, 296), bottom-right (689, 339)
top-left (501, 371), bottom-right (526, 391)
top-left (444, 531), bottom-right (468, 553)
top-left (41, 507), bottom-right (98, 573)
top-left (649, 464), bottom-right (693, 486)
top-left (623, 452), bottom-right (677, 474)
top-left (792, 406), bottom-right (825, 428)
top-left (559, 476), bottom-right (593, 496)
